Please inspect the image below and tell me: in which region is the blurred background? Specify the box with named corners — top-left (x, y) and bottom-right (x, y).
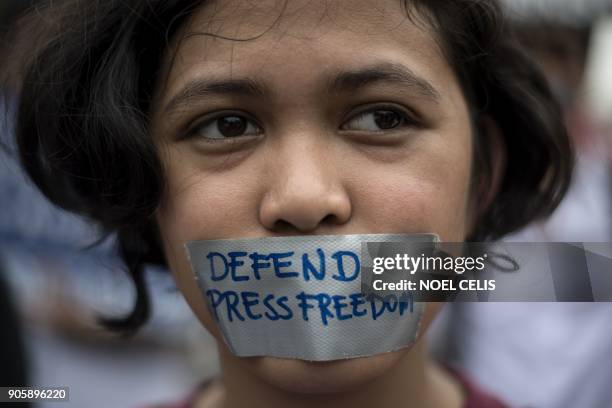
top-left (1, 0), bottom-right (612, 407)
top-left (430, 2), bottom-right (612, 408)
top-left (0, 3), bottom-right (219, 407)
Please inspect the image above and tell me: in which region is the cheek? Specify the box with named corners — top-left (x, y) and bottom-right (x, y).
top-left (156, 137), bottom-right (301, 252)
top-left (155, 154), bottom-right (265, 337)
top-left (346, 138), bottom-right (473, 241)
top-left (160, 235), bottom-right (221, 337)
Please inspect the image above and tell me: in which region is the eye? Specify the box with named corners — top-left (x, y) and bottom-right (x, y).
top-left (189, 114), bottom-right (262, 140)
top-left (342, 108), bottom-right (416, 132)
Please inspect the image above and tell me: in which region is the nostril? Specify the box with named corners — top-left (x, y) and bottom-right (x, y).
top-left (271, 219), bottom-right (299, 233)
top-left (259, 189), bottom-right (352, 233)
top-left (321, 214), bottom-right (341, 225)
top-left (269, 214), bottom-right (340, 234)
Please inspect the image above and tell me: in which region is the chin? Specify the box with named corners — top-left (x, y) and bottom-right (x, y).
top-left (213, 304), bottom-right (441, 395)
top-left (239, 348), bottom-right (409, 394)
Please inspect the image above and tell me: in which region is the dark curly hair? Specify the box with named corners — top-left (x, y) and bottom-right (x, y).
top-left (4, 0), bottom-right (573, 334)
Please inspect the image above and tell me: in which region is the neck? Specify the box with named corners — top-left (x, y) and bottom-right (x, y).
top-left (213, 340), bottom-right (463, 408)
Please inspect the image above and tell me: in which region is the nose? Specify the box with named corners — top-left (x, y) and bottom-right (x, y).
top-left (259, 137), bottom-right (352, 233)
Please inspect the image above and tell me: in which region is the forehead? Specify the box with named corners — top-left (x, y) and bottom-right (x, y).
top-left (157, 0), bottom-right (455, 105)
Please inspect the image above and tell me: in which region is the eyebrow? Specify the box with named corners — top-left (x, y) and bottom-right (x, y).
top-left (329, 63), bottom-right (441, 102)
top-left (163, 78), bottom-right (269, 114)
top-left (163, 62), bottom-right (440, 114)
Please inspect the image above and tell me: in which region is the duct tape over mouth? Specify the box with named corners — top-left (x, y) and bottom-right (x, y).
top-left (185, 234), bottom-right (437, 361)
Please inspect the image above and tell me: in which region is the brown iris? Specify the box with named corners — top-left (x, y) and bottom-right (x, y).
top-left (216, 116), bottom-right (248, 138)
top-left (373, 110), bottom-right (402, 130)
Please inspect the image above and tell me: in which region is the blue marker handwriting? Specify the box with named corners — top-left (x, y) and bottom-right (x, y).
top-left (206, 249), bottom-right (360, 282)
top-left (205, 289), bottom-right (414, 326)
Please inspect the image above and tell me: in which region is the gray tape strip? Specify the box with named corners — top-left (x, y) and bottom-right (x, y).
top-left (185, 234), bottom-right (436, 361)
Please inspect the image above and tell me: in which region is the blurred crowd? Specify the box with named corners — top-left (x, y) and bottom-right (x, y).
top-left (1, 1), bottom-right (612, 407)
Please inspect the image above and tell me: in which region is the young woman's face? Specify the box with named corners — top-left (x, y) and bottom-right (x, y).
top-left (152, 0), bottom-right (474, 393)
